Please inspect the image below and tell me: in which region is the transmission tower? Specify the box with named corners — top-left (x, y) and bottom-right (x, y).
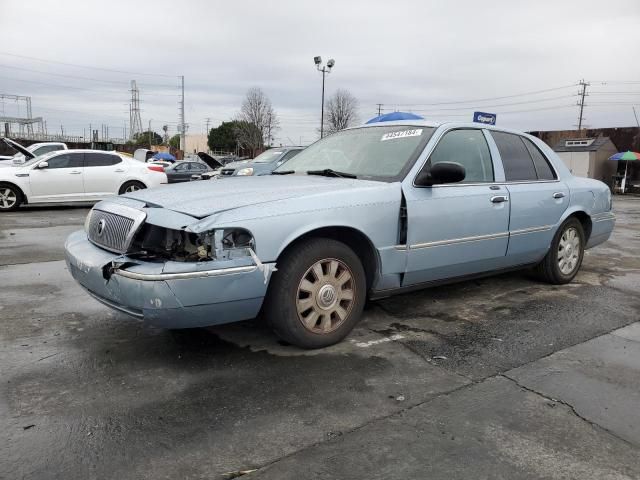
top-left (129, 80), bottom-right (143, 140)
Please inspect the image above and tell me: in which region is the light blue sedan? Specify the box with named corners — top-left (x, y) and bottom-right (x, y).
top-left (65, 121), bottom-right (615, 348)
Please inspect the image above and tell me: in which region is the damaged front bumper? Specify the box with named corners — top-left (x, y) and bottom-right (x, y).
top-left (64, 230), bottom-right (275, 328)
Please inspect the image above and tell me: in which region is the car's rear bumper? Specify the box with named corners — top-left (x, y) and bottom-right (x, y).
top-left (64, 230), bottom-right (273, 328)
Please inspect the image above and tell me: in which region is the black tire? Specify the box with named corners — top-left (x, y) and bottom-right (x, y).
top-left (264, 237), bottom-right (367, 349)
top-left (534, 217), bottom-right (585, 284)
top-left (118, 181), bottom-right (146, 195)
top-left (0, 183), bottom-right (23, 212)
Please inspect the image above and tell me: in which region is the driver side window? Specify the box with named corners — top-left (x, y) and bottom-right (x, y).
top-left (427, 129), bottom-right (494, 183)
top-left (45, 153), bottom-right (84, 169)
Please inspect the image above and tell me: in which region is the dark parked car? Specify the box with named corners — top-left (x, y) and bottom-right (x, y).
top-left (219, 147), bottom-right (304, 177)
top-left (164, 161), bottom-right (212, 183)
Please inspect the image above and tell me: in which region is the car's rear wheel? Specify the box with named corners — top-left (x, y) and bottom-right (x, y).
top-left (534, 217), bottom-right (585, 284)
top-left (0, 183), bottom-right (23, 212)
top-left (264, 237), bottom-right (366, 349)
top-left (119, 181), bottom-right (146, 195)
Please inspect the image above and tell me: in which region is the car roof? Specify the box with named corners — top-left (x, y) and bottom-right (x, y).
top-left (49, 149), bottom-right (123, 154)
top-left (354, 119), bottom-right (536, 138)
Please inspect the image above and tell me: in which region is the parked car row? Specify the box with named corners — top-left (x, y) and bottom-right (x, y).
top-left (0, 139), bottom-right (166, 211)
top-left (64, 120), bottom-right (614, 349)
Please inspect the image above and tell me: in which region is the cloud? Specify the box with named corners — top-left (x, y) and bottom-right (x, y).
top-left (1, 0), bottom-right (639, 144)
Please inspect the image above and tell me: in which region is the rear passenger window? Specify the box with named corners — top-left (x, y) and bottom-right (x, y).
top-left (522, 138), bottom-right (556, 180)
top-left (85, 152), bottom-right (122, 167)
top-left (491, 131), bottom-right (538, 181)
top-left (427, 129), bottom-right (494, 183)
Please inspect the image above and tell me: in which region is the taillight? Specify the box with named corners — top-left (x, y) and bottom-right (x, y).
top-left (147, 165), bottom-right (164, 173)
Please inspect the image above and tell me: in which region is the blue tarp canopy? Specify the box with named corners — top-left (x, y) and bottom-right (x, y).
top-left (152, 152), bottom-right (177, 162)
top-left (366, 111), bottom-right (424, 124)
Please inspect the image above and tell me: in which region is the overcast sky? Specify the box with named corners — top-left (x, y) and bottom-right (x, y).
top-left (1, 0), bottom-right (640, 146)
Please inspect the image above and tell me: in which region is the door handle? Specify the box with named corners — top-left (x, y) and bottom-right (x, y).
top-left (552, 192), bottom-right (565, 199)
top-left (490, 195), bottom-right (509, 203)
top-left (69, 171), bottom-right (82, 174)
top-left (114, 169), bottom-right (125, 173)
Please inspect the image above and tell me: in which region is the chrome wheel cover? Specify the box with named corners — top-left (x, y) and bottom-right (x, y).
top-left (296, 258), bottom-right (355, 334)
top-left (558, 226), bottom-right (581, 275)
top-left (125, 184), bottom-right (141, 193)
top-left (0, 188), bottom-right (17, 209)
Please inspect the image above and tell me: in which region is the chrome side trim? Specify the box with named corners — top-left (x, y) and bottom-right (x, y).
top-left (509, 225), bottom-right (554, 236)
top-left (410, 231), bottom-right (509, 249)
top-left (592, 212), bottom-right (616, 222)
top-left (113, 265), bottom-right (257, 281)
top-left (400, 224), bottom-right (554, 250)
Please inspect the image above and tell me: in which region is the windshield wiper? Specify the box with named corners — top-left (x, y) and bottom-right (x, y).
top-left (271, 170), bottom-right (295, 175)
top-left (306, 168), bottom-right (357, 179)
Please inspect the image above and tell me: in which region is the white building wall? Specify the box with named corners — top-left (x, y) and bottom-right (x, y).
top-left (557, 151), bottom-right (590, 177)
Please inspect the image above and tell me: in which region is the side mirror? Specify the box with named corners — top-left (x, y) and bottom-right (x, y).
top-left (415, 161), bottom-right (466, 186)
top-left (37, 161), bottom-right (49, 169)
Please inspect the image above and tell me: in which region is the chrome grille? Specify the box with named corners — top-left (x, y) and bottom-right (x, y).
top-left (86, 204), bottom-right (146, 254)
top-left (87, 210), bottom-right (134, 253)
top-left (220, 169), bottom-right (235, 176)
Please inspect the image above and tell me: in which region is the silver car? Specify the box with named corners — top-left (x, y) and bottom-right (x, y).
top-left (65, 121), bottom-right (614, 348)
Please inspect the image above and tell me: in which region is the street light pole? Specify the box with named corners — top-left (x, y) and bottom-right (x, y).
top-left (314, 56), bottom-right (335, 139)
top-left (320, 67), bottom-right (326, 138)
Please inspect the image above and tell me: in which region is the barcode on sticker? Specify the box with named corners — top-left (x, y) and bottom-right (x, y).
top-left (381, 129), bottom-right (423, 141)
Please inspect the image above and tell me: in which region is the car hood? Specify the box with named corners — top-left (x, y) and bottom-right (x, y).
top-left (123, 175), bottom-right (391, 219)
top-left (1, 138), bottom-right (34, 159)
top-left (196, 152), bottom-right (223, 169)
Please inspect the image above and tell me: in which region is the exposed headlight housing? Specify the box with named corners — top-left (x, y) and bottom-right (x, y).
top-left (128, 225), bottom-right (255, 262)
top-left (236, 167), bottom-right (254, 176)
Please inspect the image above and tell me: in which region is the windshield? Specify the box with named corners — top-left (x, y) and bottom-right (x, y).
top-left (275, 125), bottom-right (435, 180)
top-left (251, 150), bottom-right (284, 163)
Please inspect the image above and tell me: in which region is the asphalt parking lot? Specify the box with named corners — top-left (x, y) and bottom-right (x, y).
top-left (1, 198), bottom-right (639, 480)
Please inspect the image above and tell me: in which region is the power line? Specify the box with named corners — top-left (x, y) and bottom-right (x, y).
top-left (384, 83), bottom-right (578, 107)
top-left (0, 51), bottom-right (178, 78)
top-left (382, 95), bottom-right (576, 113)
top-left (0, 63), bottom-right (179, 88)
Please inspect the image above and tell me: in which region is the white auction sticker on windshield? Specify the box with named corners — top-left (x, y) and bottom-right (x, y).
top-left (380, 129), bottom-right (423, 141)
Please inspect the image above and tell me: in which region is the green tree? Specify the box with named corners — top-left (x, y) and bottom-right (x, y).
top-left (127, 131), bottom-right (163, 148)
top-left (208, 121), bottom-right (240, 152)
top-left (169, 134), bottom-right (181, 149)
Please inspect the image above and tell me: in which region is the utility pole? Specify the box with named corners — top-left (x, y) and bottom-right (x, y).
top-left (577, 79), bottom-right (589, 132)
top-left (376, 103), bottom-right (383, 117)
top-left (205, 117), bottom-right (211, 135)
top-left (179, 75), bottom-right (186, 152)
top-left (148, 119), bottom-right (153, 148)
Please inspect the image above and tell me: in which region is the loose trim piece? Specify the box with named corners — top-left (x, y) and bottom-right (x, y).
top-left (113, 265), bottom-right (257, 281)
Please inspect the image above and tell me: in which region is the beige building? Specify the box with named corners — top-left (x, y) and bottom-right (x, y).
top-left (184, 133), bottom-right (209, 154)
top-left (552, 137), bottom-right (617, 185)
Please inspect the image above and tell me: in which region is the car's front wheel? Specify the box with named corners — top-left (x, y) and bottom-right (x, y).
top-left (264, 238), bottom-right (366, 349)
top-left (0, 183), bottom-right (23, 212)
top-left (119, 181), bottom-right (146, 195)
top-left (535, 217), bottom-right (585, 284)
